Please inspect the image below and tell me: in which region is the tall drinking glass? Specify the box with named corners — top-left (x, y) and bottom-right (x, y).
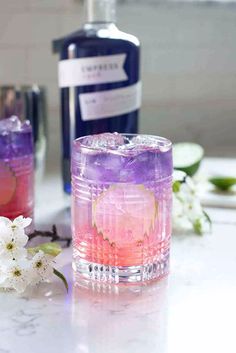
top-left (72, 133), bottom-right (172, 284)
top-left (0, 85), bottom-right (47, 177)
top-left (0, 116), bottom-right (34, 220)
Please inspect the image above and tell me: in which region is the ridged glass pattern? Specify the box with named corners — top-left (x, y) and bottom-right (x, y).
top-left (72, 133), bottom-right (172, 284)
top-left (72, 175), bottom-right (172, 284)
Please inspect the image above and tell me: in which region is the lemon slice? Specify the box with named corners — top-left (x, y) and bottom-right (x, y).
top-left (92, 184), bottom-right (158, 246)
top-left (173, 142), bottom-right (204, 176)
top-left (0, 161), bottom-right (16, 206)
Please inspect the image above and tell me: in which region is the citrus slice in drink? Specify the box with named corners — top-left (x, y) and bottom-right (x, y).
top-left (173, 142), bottom-right (204, 176)
top-left (92, 184), bottom-right (158, 247)
top-left (0, 161), bottom-right (17, 206)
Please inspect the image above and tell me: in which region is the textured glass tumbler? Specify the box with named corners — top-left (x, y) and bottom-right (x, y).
top-left (0, 116), bottom-right (34, 220)
top-left (72, 133), bottom-right (172, 284)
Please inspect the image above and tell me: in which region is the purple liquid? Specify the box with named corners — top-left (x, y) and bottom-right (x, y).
top-left (72, 133), bottom-right (172, 183)
top-left (0, 116), bottom-right (33, 158)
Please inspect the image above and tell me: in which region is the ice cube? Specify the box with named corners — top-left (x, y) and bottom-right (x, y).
top-left (83, 152), bottom-right (126, 182)
top-left (132, 135), bottom-right (171, 152)
top-left (118, 144), bottom-right (136, 151)
top-left (82, 132), bottom-right (125, 150)
top-left (131, 135), bottom-right (158, 148)
top-left (122, 151), bottom-right (157, 182)
top-left (0, 116), bottom-right (22, 134)
top-left (118, 137), bottom-right (136, 151)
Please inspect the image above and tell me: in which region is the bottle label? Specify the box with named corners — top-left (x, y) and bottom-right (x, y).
top-left (79, 81), bottom-right (141, 121)
top-left (58, 54), bottom-right (128, 87)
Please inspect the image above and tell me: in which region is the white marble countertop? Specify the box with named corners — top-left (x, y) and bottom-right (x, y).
top-left (1, 158), bottom-right (236, 353)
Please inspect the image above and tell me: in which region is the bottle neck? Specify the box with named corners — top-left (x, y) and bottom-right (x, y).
top-left (85, 0), bottom-right (116, 24)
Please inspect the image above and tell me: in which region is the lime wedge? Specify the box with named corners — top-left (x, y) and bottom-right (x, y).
top-left (209, 177), bottom-right (236, 191)
top-left (173, 142), bottom-right (204, 176)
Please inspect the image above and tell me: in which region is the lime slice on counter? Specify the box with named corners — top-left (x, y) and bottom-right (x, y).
top-left (92, 184), bottom-right (158, 247)
top-left (0, 161), bottom-right (17, 206)
top-left (173, 142), bottom-right (204, 176)
top-left (209, 177), bottom-right (236, 191)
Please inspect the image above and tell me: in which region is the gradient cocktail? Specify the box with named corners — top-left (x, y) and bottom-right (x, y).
top-left (72, 133), bottom-right (172, 283)
top-left (0, 116), bottom-right (34, 220)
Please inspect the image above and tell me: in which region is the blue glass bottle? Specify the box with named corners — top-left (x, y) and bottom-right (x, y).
top-left (58, 0), bottom-right (141, 193)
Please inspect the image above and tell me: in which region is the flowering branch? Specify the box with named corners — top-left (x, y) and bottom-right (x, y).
top-left (172, 171), bottom-right (211, 235)
top-left (0, 216), bottom-right (68, 294)
top-left (28, 225), bottom-right (71, 248)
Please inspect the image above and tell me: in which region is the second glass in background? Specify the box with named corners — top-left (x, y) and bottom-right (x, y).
top-left (0, 85), bottom-right (47, 178)
top-left (0, 116), bottom-right (34, 221)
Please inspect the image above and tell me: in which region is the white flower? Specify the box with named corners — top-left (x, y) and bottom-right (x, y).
top-left (183, 199), bottom-right (203, 222)
top-left (0, 216), bottom-right (30, 261)
top-left (172, 171), bottom-right (211, 235)
top-left (0, 216), bottom-right (31, 237)
top-left (0, 216), bottom-right (65, 294)
top-left (0, 232), bottom-right (28, 261)
top-left (12, 216), bottom-right (32, 229)
top-left (30, 250), bottom-right (54, 285)
top-left (0, 258), bottom-right (31, 293)
top-left (0, 220), bottom-right (10, 235)
top-left (172, 196), bottom-right (184, 218)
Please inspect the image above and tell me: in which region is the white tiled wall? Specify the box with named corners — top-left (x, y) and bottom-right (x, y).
top-left (0, 0), bottom-right (235, 160)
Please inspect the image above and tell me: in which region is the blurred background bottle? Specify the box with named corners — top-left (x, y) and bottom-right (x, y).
top-left (55, 0), bottom-right (141, 194)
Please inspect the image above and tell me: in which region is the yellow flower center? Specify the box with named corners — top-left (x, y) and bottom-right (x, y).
top-left (36, 261), bottom-right (43, 269)
top-left (6, 243), bottom-right (14, 250)
top-left (13, 269), bottom-right (21, 277)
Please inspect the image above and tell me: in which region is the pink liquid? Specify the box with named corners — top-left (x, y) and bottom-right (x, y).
top-left (72, 181), bottom-right (172, 268)
top-left (0, 156), bottom-right (34, 220)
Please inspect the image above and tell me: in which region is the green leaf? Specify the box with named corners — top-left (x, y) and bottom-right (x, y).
top-left (172, 180), bottom-right (181, 193)
top-left (28, 242), bottom-right (62, 257)
top-left (193, 218), bottom-right (203, 235)
top-left (53, 268), bottom-right (68, 292)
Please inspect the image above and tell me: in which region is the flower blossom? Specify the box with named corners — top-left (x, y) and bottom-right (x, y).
top-left (172, 171), bottom-right (211, 235)
top-left (0, 216), bottom-right (65, 294)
